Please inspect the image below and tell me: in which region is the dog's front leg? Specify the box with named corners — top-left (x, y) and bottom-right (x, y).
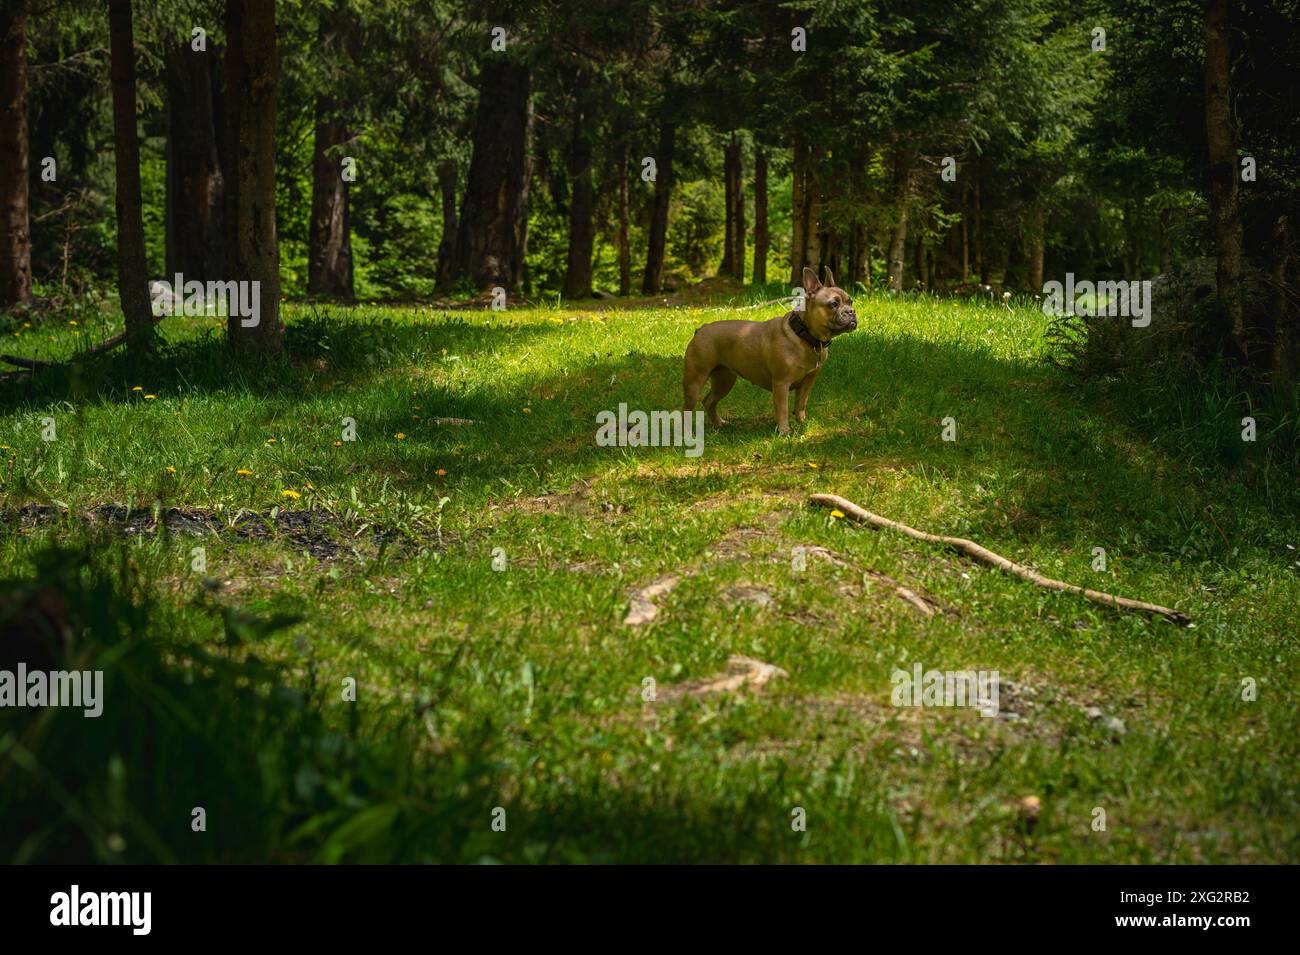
top-left (772, 380), bottom-right (792, 435)
top-left (794, 367), bottom-right (821, 422)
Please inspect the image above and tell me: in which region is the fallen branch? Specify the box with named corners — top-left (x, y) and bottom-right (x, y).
top-left (811, 493), bottom-right (1191, 626)
top-left (0, 313), bottom-right (165, 370)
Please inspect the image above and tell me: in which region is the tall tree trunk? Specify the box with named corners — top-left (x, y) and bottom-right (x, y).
top-left (721, 136), bottom-right (735, 276)
top-left (224, 0), bottom-right (281, 353)
top-left (308, 104), bottom-right (352, 299)
top-left (108, 0), bottom-right (154, 354)
top-left (887, 150), bottom-right (915, 292)
top-left (1204, 0), bottom-right (1246, 357)
top-left (562, 92), bottom-right (594, 299)
top-left (617, 140), bottom-right (630, 295)
top-left (804, 145), bottom-right (823, 280)
top-left (913, 234), bottom-right (925, 290)
top-left (789, 131), bottom-right (806, 286)
top-left (164, 41), bottom-right (224, 282)
top-left (435, 159), bottom-right (457, 289)
top-left (732, 133), bottom-right (745, 282)
top-left (641, 116), bottom-right (674, 294)
top-left (974, 155), bottom-right (986, 284)
top-left (752, 146), bottom-right (768, 286)
top-left (1029, 201), bottom-right (1046, 291)
top-left (0, 4), bottom-right (33, 307)
top-left (455, 58), bottom-right (532, 291)
top-left (960, 179), bottom-right (969, 282)
top-left (1269, 215), bottom-right (1294, 392)
top-left (1158, 206), bottom-right (1174, 276)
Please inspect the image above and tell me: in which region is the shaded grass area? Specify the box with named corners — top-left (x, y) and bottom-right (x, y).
top-left (1, 293), bottom-right (1297, 862)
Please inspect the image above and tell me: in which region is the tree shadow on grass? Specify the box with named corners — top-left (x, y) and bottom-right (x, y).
top-left (0, 311), bottom-right (568, 416)
top-left (368, 327), bottom-right (1289, 559)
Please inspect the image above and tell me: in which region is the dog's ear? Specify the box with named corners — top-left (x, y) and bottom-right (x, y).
top-left (802, 267), bottom-right (821, 297)
top-left (823, 268), bottom-right (836, 290)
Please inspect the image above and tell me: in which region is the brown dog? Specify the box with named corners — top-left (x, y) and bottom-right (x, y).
top-left (683, 267), bottom-right (857, 434)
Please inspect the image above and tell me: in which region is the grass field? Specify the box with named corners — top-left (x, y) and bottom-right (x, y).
top-left (2, 290), bottom-right (1297, 863)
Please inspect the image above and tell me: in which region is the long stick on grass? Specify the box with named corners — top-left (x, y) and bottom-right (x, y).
top-left (810, 493), bottom-right (1191, 626)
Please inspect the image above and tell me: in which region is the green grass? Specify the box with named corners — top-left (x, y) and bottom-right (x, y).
top-left (1, 291), bottom-right (1297, 863)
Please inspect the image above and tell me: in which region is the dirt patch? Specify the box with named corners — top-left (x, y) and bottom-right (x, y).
top-left (1, 502), bottom-right (400, 560)
top-left (495, 479), bottom-right (631, 518)
top-left (653, 655), bottom-right (789, 703)
top-left (623, 574), bottom-right (681, 626)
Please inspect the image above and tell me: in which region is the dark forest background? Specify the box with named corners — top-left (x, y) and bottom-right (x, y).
top-left (0, 0), bottom-right (1297, 403)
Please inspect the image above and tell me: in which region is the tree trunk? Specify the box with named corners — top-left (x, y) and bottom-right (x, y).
top-left (1204, 0), bottom-right (1245, 357)
top-left (1029, 201), bottom-right (1045, 291)
top-left (224, 0), bottom-right (281, 354)
top-left (913, 235), bottom-right (925, 290)
top-left (974, 156), bottom-right (986, 284)
top-left (108, 0), bottom-right (154, 354)
top-left (888, 150), bottom-right (915, 292)
top-left (164, 41), bottom-right (224, 282)
top-left (1158, 206), bottom-right (1174, 276)
top-left (1269, 215), bottom-right (1294, 392)
top-left (721, 136), bottom-right (735, 277)
top-left (435, 159), bottom-right (457, 289)
top-left (618, 141), bottom-right (631, 295)
top-left (641, 117), bottom-right (674, 294)
top-left (752, 148), bottom-right (767, 286)
top-left (960, 179), bottom-right (970, 282)
top-left (789, 131), bottom-right (805, 287)
top-left (732, 134), bottom-right (745, 282)
top-left (0, 5), bottom-right (33, 307)
top-left (562, 92), bottom-right (594, 299)
top-left (804, 145), bottom-right (823, 280)
top-left (455, 58), bottom-right (532, 291)
top-left (308, 104), bottom-right (352, 299)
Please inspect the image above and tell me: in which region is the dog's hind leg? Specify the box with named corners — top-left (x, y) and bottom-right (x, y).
top-left (683, 360), bottom-right (708, 413)
top-left (702, 367), bottom-right (737, 425)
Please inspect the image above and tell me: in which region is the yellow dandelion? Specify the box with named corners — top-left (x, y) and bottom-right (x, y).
top-left (807, 462), bottom-right (819, 469)
top-left (830, 509), bottom-right (845, 519)
top-left (435, 468), bottom-right (447, 476)
top-left (281, 489), bottom-right (301, 500)
top-left (68, 320), bottom-right (78, 326)
top-left (131, 386), bottom-right (143, 392)
top-left (333, 440), bottom-right (342, 447)
top-left (266, 438), bottom-right (276, 444)
top-left (144, 394), bottom-right (157, 400)
top-left (395, 432), bottom-right (406, 440)
top-left (166, 466), bottom-right (176, 474)
top-left (236, 468), bottom-right (253, 476)
top-left (522, 407), bottom-right (532, 414)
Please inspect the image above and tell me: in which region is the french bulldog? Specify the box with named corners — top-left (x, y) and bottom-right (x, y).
top-left (682, 267), bottom-right (857, 434)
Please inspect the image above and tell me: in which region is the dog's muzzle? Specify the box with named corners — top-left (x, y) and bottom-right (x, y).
top-left (834, 307), bottom-right (858, 332)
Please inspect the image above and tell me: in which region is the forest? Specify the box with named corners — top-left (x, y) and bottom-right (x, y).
top-left (0, 0), bottom-right (1297, 869)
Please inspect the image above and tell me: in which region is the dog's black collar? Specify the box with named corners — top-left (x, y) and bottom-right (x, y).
top-left (788, 311), bottom-right (830, 351)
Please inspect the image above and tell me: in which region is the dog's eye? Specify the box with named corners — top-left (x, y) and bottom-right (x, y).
top-left (829, 298), bottom-right (840, 308)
